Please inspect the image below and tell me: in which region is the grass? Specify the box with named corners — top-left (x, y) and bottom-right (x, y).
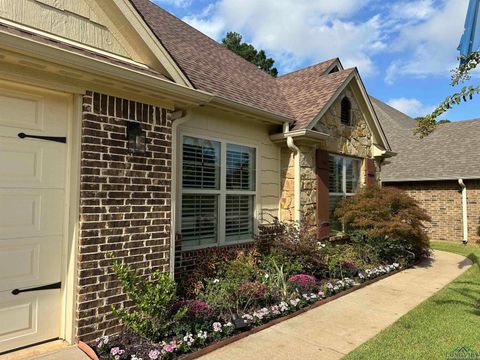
top-left (344, 241), bottom-right (480, 360)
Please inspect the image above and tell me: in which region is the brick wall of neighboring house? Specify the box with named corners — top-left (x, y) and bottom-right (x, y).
top-left (386, 180), bottom-right (480, 243)
top-left (77, 91), bottom-right (172, 342)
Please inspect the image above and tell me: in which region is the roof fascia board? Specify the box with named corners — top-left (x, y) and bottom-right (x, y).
top-left (324, 58), bottom-right (344, 74)
top-left (108, 0), bottom-right (193, 87)
top-left (383, 176), bottom-right (480, 183)
top-left (0, 30), bottom-right (212, 106)
top-left (354, 70), bottom-right (392, 151)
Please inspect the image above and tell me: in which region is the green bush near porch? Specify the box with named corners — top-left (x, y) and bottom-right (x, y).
top-left (344, 241), bottom-right (480, 360)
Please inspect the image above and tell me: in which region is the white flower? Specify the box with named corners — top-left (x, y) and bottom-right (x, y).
top-left (279, 301), bottom-right (289, 312)
top-left (197, 331), bottom-right (208, 340)
top-left (271, 305), bottom-right (281, 315)
top-left (264, 273), bottom-right (269, 279)
top-left (242, 314), bottom-right (254, 321)
top-left (224, 322), bottom-right (233, 328)
top-left (290, 298), bottom-right (300, 307)
top-left (212, 322), bottom-right (223, 332)
top-left (213, 279), bottom-right (220, 284)
top-left (131, 355), bottom-right (143, 360)
top-left (318, 291), bottom-right (325, 298)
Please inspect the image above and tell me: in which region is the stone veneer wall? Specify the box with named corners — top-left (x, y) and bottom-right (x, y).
top-left (77, 91), bottom-right (172, 342)
top-left (386, 180), bottom-right (480, 243)
top-left (280, 86), bottom-right (375, 224)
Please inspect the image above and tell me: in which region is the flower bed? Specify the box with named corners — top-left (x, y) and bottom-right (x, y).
top-left (93, 262), bottom-right (402, 360)
top-left (90, 187), bottom-right (432, 360)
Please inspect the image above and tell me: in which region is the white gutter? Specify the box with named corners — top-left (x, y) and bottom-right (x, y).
top-left (284, 122), bottom-right (301, 223)
top-left (170, 110), bottom-right (189, 278)
top-left (458, 179), bottom-right (469, 244)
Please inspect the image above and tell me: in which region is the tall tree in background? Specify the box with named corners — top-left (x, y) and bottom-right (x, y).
top-left (222, 32), bottom-right (279, 77)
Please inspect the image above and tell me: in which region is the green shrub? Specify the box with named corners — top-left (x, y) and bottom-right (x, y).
top-left (335, 186), bottom-right (431, 255)
top-left (111, 260), bottom-right (186, 341)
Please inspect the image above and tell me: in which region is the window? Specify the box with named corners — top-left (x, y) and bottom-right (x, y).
top-left (328, 154), bottom-right (361, 231)
top-left (181, 135), bottom-right (256, 248)
top-left (340, 97), bottom-right (352, 126)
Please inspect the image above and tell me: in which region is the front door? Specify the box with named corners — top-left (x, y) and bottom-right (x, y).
top-left (0, 82), bottom-right (69, 353)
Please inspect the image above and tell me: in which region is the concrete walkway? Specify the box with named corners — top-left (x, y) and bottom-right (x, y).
top-left (200, 250), bottom-right (472, 360)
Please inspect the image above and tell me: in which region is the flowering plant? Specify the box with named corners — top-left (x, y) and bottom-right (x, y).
top-left (288, 274), bottom-right (317, 292)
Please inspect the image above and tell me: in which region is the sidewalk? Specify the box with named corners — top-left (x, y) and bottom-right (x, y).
top-left (199, 250), bottom-right (472, 360)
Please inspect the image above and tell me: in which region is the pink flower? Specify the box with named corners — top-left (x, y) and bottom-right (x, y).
top-left (288, 274), bottom-right (317, 292)
top-left (148, 349), bottom-right (160, 360)
top-left (163, 344), bottom-right (174, 353)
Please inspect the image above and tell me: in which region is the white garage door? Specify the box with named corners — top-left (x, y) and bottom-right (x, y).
top-left (0, 82), bottom-right (69, 353)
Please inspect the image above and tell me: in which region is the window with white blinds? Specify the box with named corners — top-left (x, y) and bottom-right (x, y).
top-left (226, 195), bottom-right (254, 242)
top-left (328, 154), bottom-right (361, 231)
top-left (181, 135), bottom-right (256, 249)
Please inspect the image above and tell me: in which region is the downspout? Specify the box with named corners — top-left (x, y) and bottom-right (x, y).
top-left (170, 110), bottom-right (188, 278)
top-left (458, 179), bottom-right (469, 244)
top-left (284, 122), bottom-right (301, 223)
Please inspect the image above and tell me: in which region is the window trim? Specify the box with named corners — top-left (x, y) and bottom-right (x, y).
top-left (178, 131), bottom-right (259, 251)
top-left (328, 153), bottom-right (362, 197)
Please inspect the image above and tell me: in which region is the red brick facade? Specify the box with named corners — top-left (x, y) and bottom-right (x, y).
top-left (77, 91), bottom-right (172, 342)
top-left (387, 180), bottom-right (480, 244)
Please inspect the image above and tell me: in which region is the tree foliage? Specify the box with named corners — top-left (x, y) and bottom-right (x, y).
top-left (222, 32), bottom-right (278, 77)
top-left (415, 52), bottom-right (480, 138)
top-left (335, 186), bottom-right (431, 254)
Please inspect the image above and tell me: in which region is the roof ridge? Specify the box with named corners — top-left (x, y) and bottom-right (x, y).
top-left (278, 58), bottom-right (339, 79)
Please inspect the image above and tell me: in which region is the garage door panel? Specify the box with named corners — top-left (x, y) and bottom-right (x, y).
top-left (0, 290), bottom-right (61, 353)
top-left (0, 89), bottom-right (45, 133)
top-left (0, 190), bottom-right (65, 240)
top-left (0, 85), bottom-right (67, 138)
top-left (0, 138), bottom-right (66, 188)
top-left (0, 236), bottom-right (62, 292)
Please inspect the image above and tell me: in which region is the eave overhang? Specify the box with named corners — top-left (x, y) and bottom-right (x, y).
top-left (270, 129), bottom-right (330, 144)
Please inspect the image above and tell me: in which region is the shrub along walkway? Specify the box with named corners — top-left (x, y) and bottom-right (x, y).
top-left (200, 250), bottom-right (472, 360)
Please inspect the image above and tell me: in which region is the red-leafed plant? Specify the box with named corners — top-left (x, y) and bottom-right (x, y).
top-left (335, 186), bottom-right (431, 255)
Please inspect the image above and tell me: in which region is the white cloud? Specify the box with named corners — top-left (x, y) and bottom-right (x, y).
top-left (384, 0), bottom-right (469, 83)
top-left (388, 0), bottom-right (436, 20)
top-left (387, 97), bottom-right (436, 117)
top-left (182, 0), bottom-right (384, 76)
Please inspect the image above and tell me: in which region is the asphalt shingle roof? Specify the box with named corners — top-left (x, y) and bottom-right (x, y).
top-left (278, 65), bottom-right (354, 130)
top-left (372, 97), bottom-right (480, 181)
top-left (130, 0), bottom-right (351, 128)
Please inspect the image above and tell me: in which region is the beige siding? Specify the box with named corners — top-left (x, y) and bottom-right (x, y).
top-left (179, 107), bottom-right (281, 224)
top-left (0, 0), bottom-right (131, 58)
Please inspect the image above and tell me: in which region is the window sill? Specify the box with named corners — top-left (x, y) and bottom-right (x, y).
top-left (181, 239), bottom-right (255, 253)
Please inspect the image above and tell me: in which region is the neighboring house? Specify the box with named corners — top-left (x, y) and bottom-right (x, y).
top-left (0, 0), bottom-right (391, 353)
top-left (372, 98), bottom-right (480, 244)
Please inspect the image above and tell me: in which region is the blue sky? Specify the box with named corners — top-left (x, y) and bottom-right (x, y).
top-left (152, 0), bottom-right (479, 122)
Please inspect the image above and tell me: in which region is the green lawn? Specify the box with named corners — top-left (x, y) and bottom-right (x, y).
top-left (344, 241), bottom-right (480, 360)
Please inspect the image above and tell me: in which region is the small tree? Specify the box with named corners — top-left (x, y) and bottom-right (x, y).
top-left (222, 32), bottom-right (278, 77)
top-left (335, 186), bottom-right (431, 253)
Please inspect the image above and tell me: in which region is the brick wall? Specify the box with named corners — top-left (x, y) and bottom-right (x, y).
top-left (174, 235), bottom-right (254, 280)
top-left (387, 180), bottom-right (480, 243)
top-left (77, 91), bottom-right (172, 342)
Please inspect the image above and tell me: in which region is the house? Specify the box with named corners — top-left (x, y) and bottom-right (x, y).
top-left (0, 0), bottom-right (392, 353)
top-left (372, 97), bottom-right (480, 244)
